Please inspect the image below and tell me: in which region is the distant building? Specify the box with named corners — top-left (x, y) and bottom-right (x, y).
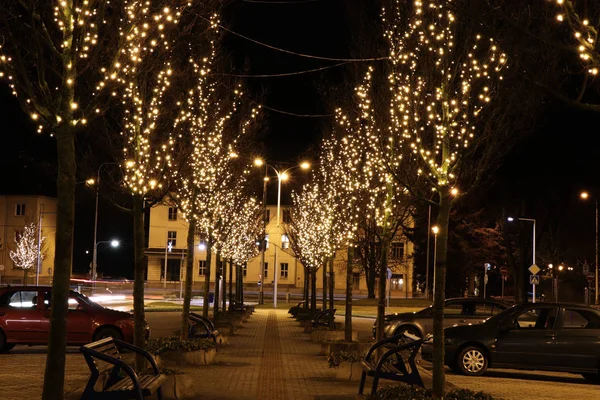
top-left (0, 195), bottom-right (57, 284)
top-left (146, 202), bottom-right (415, 296)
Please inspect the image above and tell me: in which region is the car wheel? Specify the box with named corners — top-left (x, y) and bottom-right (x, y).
top-left (0, 330), bottom-right (14, 353)
top-left (457, 345), bottom-right (488, 376)
top-left (582, 373), bottom-right (600, 383)
top-left (93, 327), bottom-right (123, 342)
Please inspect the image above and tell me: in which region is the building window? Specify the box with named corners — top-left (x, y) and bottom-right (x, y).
top-left (281, 234), bottom-right (289, 249)
top-left (353, 272), bottom-right (361, 289)
top-left (264, 209), bottom-right (271, 223)
top-left (280, 263), bottom-right (289, 279)
top-left (242, 264), bottom-right (247, 277)
top-left (168, 231), bottom-right (177, 247)
top-left (168, 207), bottom-right (178, 221)
top-left (15, 204), bottom-right (26, 216)
top-left (391, 242), bottom-right (405, 259)
top-left (263, 262), bottom-right (268, 278)
top-left (198, 260), bottom-right (207, 276)
top-left (282, 209), bottom-right (291, 223)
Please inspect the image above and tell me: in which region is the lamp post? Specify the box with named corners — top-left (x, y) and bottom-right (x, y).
top-left (507, 216), bottom-right (537, 303)
top-left (580, 191), bottom-right (599, 305)
top-left (425, 205), bottom-right (431, 300)
top-left (431, 226), bottom-right (439, 298)
top-left (93, 239), bottom-right (120, 284)
top-left (254, 159), bottom-right (310, 308)
top-left (92, 162), bottom-right (119, 285)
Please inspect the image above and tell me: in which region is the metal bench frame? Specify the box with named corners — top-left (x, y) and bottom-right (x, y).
top-left (358, 332), bottom-right (424, 396)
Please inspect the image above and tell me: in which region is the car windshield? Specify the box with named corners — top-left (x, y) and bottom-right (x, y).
top-left (481, 304), bottom-right (523, 325)
top-left (71, 291), bottom-right (103, 309)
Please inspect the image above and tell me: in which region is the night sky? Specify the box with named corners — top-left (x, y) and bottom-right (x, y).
top-left (1, 0), bottom-right (600, 278)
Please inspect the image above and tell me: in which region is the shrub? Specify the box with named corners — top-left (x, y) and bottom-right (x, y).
top-left (445, 389), bottom-right (498, 400)
top-left (366, 385), bottom-right (499, 400)
top-left (146, 336), bottom-right (216, 355)
top-left (326, 350), bottom-right (365, 368)
top-left (367, 384), bottom-right (432, 399)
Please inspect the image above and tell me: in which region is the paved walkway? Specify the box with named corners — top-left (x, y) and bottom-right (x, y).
top-left (1, 309), bottom-right (599, 399)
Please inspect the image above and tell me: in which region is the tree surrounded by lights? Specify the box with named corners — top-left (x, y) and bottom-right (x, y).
top-left (9, 221), bottom-right (46, 285)
top-left (382, 0), bottom-right (506, 395)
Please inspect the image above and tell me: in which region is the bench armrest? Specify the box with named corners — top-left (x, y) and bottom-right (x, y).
top-left (375, 339), bottom-right (423, 370)
top-left (80, 346), bottom-right (144, 398)
top-left (189, 315), bottom-right (211, 334)
top-left (113, 338), bottom-right (161, 375)
top-left (364, 333), bottom-right (406, 361)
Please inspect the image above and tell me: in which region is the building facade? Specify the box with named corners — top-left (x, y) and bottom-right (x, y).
top-left (0, 195), bottom-right (57, 284)
top-left (145, 203), bottom-right (415, 295)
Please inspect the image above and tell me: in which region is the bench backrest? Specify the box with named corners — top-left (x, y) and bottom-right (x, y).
top-left (82, 337), bottom-right (121, 374)
top-left (190, 312), bottom-right (216, 331)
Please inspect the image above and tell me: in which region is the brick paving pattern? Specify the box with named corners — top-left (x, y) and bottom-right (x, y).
top-left (0, 308), bottom-right (598, 399)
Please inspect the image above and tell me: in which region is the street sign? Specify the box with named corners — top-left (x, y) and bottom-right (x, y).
top-left (587, 273), bottom-right (595, 283)
top-left (530, 275), bottom-right (540, 285)
top-left (500, 266), bottom-right (508, 276)
top-left (529, 264), bottom-right (540, 275)
top-left (485, 263), bottom-right (491, 271)
top-left (583, 262), bottom-right (590, 275)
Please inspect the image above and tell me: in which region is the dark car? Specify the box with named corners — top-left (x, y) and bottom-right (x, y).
top-left (374, 297), bottom-right (509, 339)
top-left (421, 303), bottom-right (600, 382)
top-left (0, 286), bottom-right (147, 352)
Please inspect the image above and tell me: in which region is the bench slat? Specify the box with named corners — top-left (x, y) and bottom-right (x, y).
top-left (107, 374), bottom-right (167, 393)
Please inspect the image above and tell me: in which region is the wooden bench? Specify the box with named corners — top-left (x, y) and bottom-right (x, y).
top-left (358, 332), bottom-right (424, 396)
top-left (80, 337), bottom-right (167, 400)
top-left (311, 308), bottom-right (336, 328)
top-left (189, 312), bottom-right (220, 343)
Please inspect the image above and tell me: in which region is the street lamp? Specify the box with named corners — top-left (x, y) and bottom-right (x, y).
top-left (93, 239), bottom-right (120, 282)
top-left (92, 162), bottom-right (119, 284)
top-left (254, 158), bottom-right (311, 308)
top-left (580, 191), bottom-right (599, 305)
top-left (507, 216), bottom-right (537, 303)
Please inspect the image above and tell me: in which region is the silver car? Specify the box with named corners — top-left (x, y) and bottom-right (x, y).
top-left (374, 298), bottom-right (509, 339)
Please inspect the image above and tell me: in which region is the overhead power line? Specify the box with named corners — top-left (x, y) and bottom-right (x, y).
top-left (216, 62), bottom-right (349, 78)
top-left (198, 15), bottom-right (388, 62)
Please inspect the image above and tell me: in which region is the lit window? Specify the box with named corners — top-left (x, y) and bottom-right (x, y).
top-left (168, 231), bottom-right (177, 247)
top-left (281, 234), bottom-right (289, 249)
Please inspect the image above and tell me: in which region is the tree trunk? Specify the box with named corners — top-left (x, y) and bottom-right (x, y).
top-left (375, 238), bottom-right (391, 341)
top-left (228, 258), bottom-right (233, 310)
top-left (366, 264), bottom-right (376, 298)
top-left (181, 209), bottom-right (196, 340)
top-left (322, 259), bottom-right (327, 310)
top-left (214, 254), bottom-right (221, 318)
top-left (311, 267), bottom-right (317, 313)
top-left (222, 256), bottom-right (227, 313)
top-left (42, 125), bottom-right (76, 400)
top-left (432, 190), bottom-right (451, 398)
top-left (303, 266), bottom-right (309, 302)
top-left (202, 239), bottom-right (212, 318)
top-left (345, 246), bottom-right (354, 341)
top-left (328, 256), bottom-right (335, 329)
top-left (241, 262), bottom-right (246, 303)
top-left (131, 194), bottom-right (147, 370)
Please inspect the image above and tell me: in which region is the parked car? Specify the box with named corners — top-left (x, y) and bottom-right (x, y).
top-left (373, 297), bottom-right (509, 339)
top-left (421, 303), bottom-right (600, 382)
top-left (0, 286), bottom-right (147, 352)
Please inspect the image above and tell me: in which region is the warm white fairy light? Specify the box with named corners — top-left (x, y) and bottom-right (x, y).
top-left (383, 0), bottom-right (505, 191)
top-left (550, 0), bottom-right (599, 75)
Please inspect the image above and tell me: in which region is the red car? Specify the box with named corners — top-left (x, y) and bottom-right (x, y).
top-left (0, 286), bottom-right (145, 352)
